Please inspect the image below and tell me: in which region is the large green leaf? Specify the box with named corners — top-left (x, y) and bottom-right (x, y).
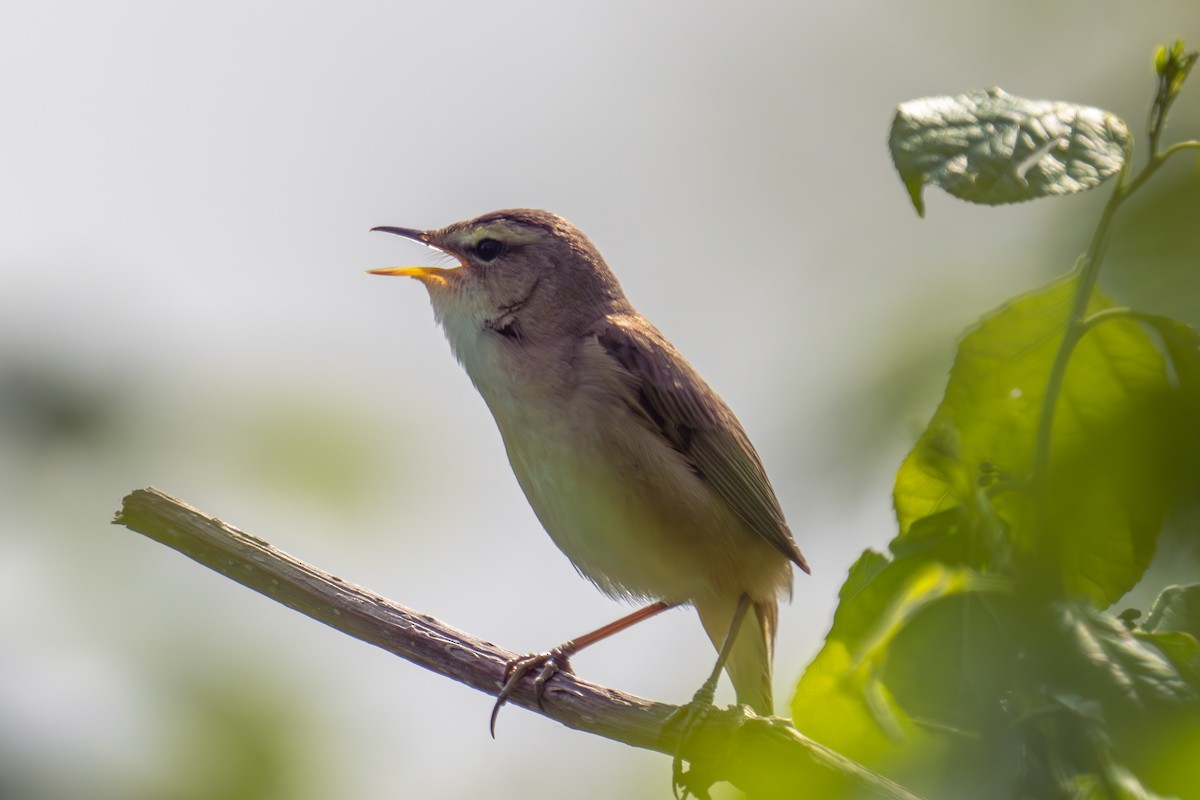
top-left (894, 276), bottom-right (1185, 606)
top-left (890, 88), bottom-right (1129, 216)
top-left (791, 508), bottom-right (1011, 793)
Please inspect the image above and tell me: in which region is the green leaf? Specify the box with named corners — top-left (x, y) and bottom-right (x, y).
top-left (1055, 603), bottom-right (1197, 710)
top-left (882, 590), bottom-right (1022, 734)
top-left (1045, 604), bottom-right (1200, 799)
top-left (890, 88), bottom-right (1130, 216)
top-left (1139, 585), bottom-right (1200, 686)
top-left (1027, 604), bottom-right (1200, 799)
top-left (1137, 315), bottom-right (1200, 397)
top-left (1143, 584), bottom-right (1200, 639)
top-left (894, 276), bottom-right (1186, 606)
top-left (792, 528), bottom-right (1009, 791)
top-left (792, 550), bottom-right (921, 760)
top-left (1069, 765), bottom-right (1176, 800)
top-left (1135, 630), bottom-right (1200, 687)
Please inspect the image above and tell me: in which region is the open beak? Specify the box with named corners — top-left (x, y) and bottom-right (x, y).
top-left (368, 226), bottom-right (455, 285)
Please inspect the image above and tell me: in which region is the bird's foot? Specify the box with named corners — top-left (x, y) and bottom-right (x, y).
top-left (664, 681), bottom-right (719, 800)
top-left (489, 647), bottom-right (575, 737)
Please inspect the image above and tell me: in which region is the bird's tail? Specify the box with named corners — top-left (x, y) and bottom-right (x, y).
top-left (695, 596), bottom-right (776, 715)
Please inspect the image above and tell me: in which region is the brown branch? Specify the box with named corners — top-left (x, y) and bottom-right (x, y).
top-left (112, 487), bottom-right (922, 800)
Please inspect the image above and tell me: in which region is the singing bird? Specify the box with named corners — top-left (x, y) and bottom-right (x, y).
top-left (369, 209), bottom-right (808, 729)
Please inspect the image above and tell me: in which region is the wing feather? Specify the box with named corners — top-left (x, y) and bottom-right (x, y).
top-left (590, 319), bottom-right (809, 573)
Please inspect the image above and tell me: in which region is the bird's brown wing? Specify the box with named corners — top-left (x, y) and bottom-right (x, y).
top-left (589, 319), bottom-right (809, 573)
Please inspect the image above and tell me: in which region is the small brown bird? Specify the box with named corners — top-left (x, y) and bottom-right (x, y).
top-left (370, 209), bottom-right (808, 730)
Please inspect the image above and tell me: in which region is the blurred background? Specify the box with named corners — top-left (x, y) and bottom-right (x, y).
top-left (2, 2), bottom-right (1197, 798)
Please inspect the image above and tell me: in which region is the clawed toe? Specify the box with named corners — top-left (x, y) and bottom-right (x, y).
top-left (665, 684), bottom-right (718, 800)
top-left (489, 649), bottom-right (574, 737)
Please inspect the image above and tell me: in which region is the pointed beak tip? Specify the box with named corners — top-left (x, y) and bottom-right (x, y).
top-left (370, 225), bottom-right (427, 242)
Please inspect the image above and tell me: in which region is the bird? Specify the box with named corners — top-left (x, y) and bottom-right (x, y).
top-left (368, 209), bottom-right (808, 738)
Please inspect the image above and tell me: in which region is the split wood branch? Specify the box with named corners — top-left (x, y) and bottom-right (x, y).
top-left (112, 487), bottom-right (920, 800)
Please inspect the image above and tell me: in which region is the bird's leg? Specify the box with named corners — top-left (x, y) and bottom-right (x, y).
top-left (667, 593), bottom-right (752, 800)
top-left (490, 600), bottom-right (676, 736)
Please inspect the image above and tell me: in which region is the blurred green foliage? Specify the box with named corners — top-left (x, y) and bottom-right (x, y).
top-left (788, 45), bottom-right (1200, 800)
top-left (129, 679), bottom-right (317, 800)
top-left (792, 282), bottom-right (1200, 799)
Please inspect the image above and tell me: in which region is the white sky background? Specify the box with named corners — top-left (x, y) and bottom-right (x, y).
top-left (2, 2), bottom-right (1198, 798)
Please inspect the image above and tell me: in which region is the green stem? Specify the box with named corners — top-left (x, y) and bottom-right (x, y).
top-left (1077, 307), bottom-right (1156, 336)
top-left (1030, 137), bottom-right (1200, 482)
top-left (1030, 160), bottom-right (1129, 481)
top-left (1121, 139), bottom-right (1200, 196)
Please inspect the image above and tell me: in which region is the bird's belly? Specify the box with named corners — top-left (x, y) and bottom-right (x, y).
top-left (495, 401), bottom-right (788, 604)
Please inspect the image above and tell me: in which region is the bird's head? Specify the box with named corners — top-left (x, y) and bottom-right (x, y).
top-left (369, 209), bottom-right (628, 342)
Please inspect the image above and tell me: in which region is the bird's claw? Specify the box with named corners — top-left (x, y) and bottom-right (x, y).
top-left (664, 683), bottom-right (718, 800)
top-left (489, 648), bottom-right (574, 737)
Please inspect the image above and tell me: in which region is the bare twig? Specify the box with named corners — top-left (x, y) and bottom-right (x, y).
top-left (112, 487), bottom-right (921, 800)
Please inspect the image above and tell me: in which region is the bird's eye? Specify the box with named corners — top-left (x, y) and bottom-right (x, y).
top-left (475, 238), bottom-right (503, 262)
